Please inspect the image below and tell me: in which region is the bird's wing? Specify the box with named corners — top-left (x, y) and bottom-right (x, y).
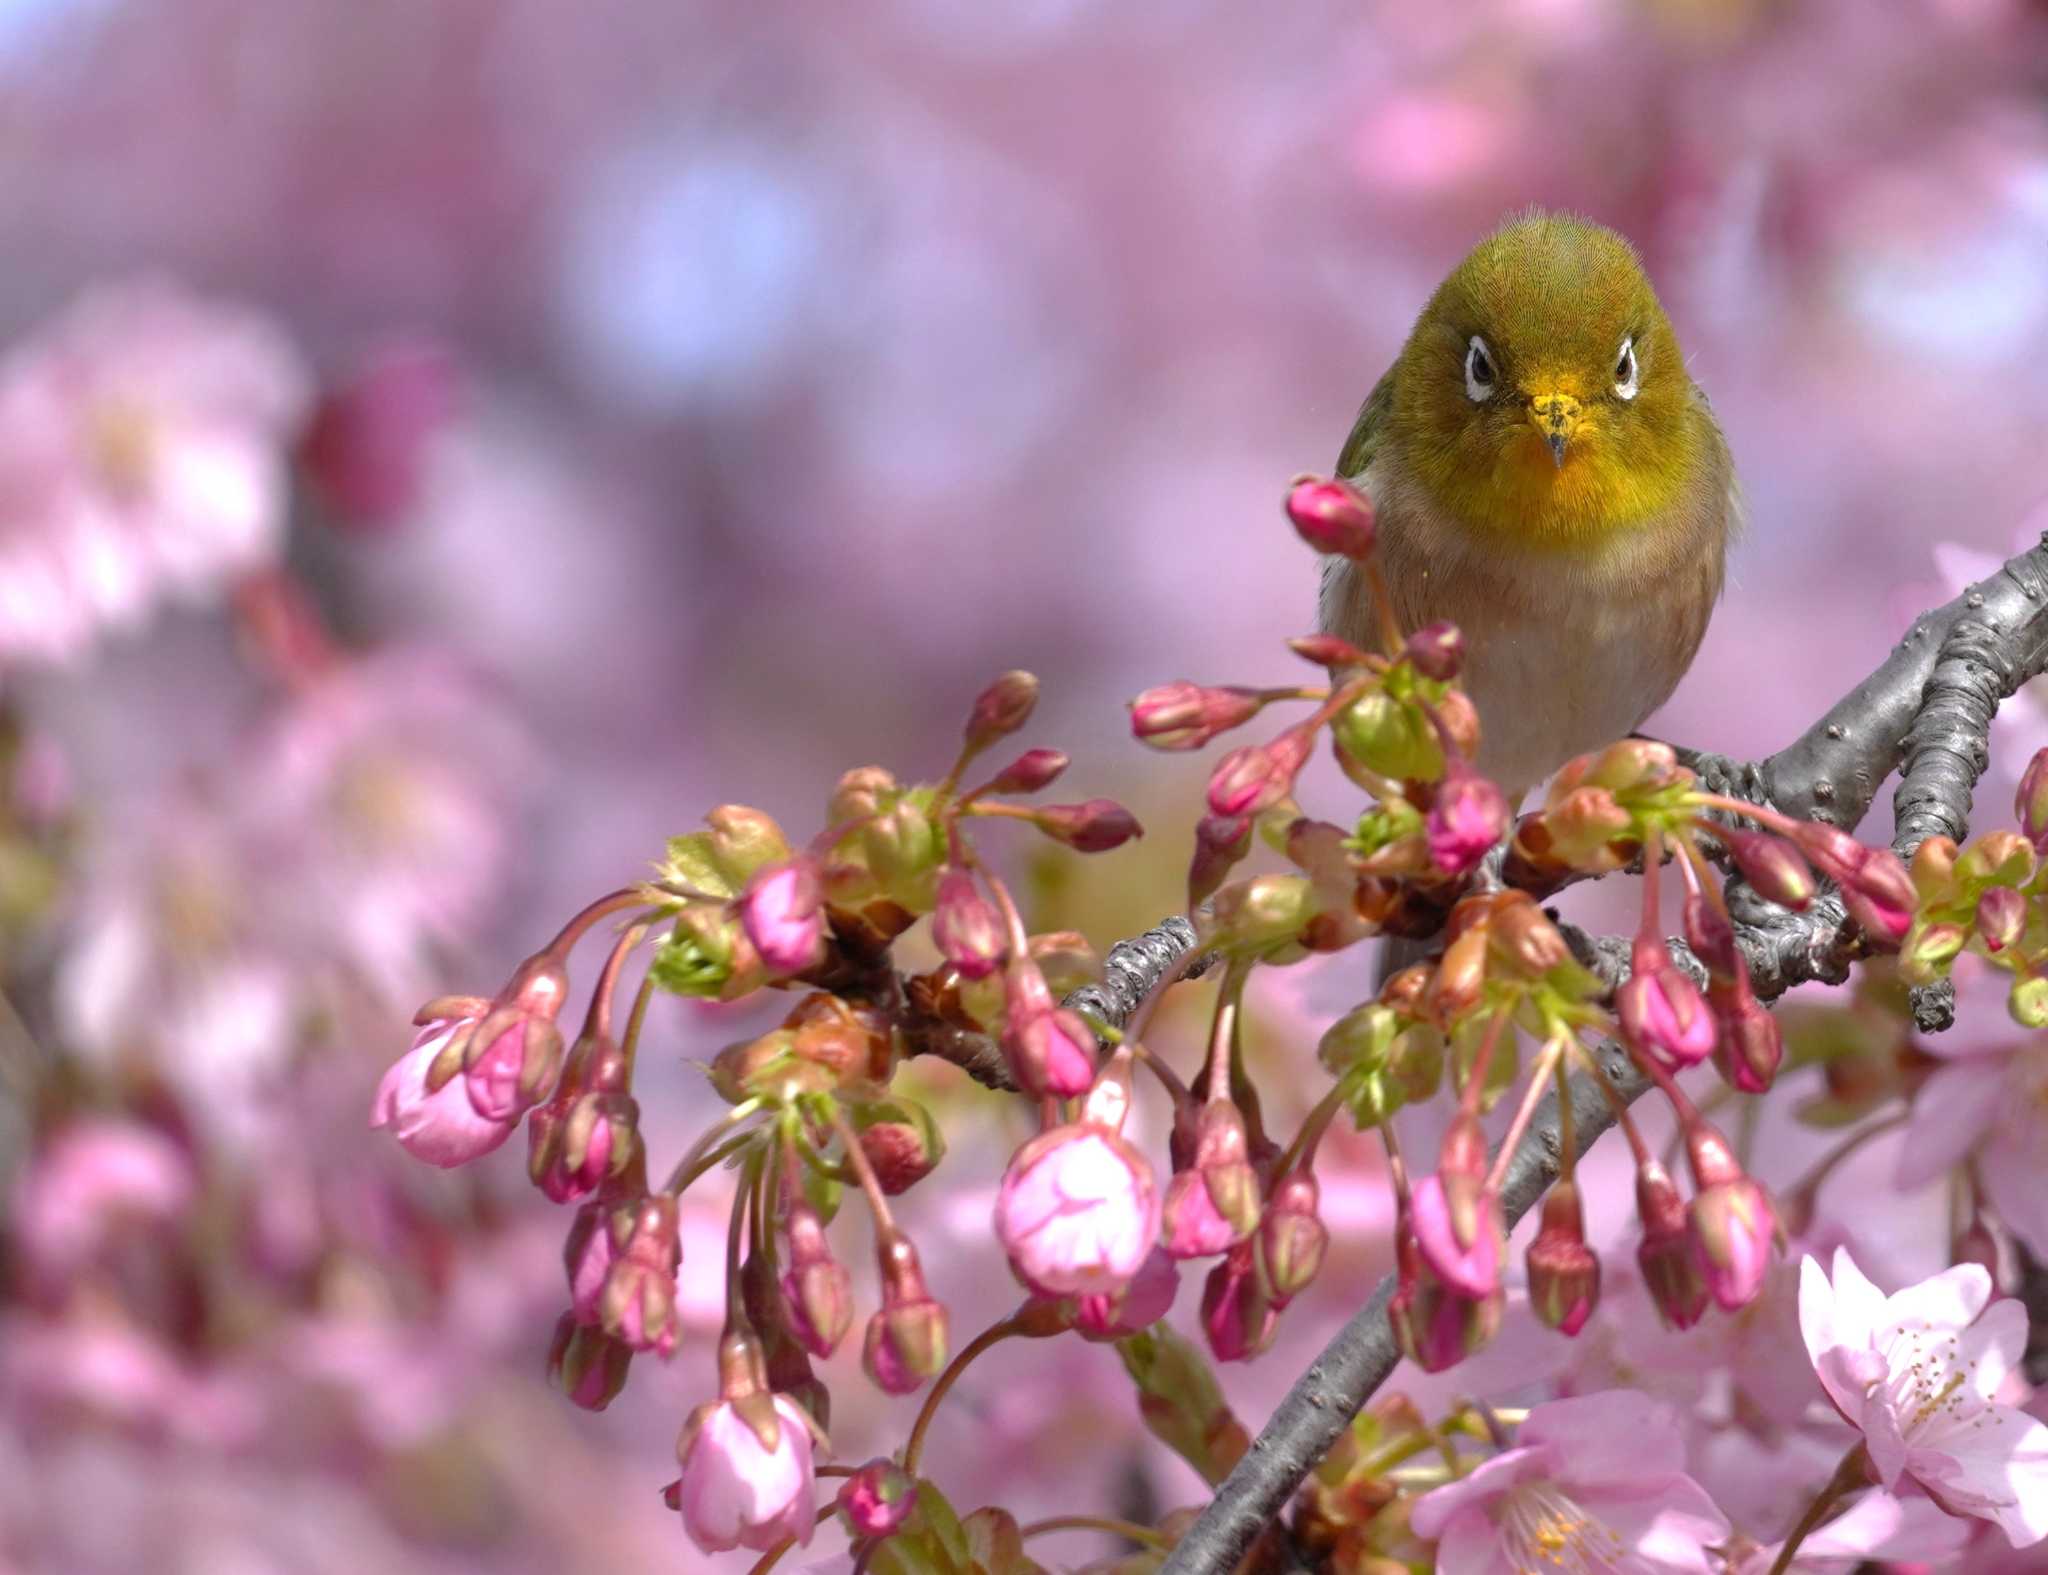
top-left (1335, 368), bottom-right (1396, 480)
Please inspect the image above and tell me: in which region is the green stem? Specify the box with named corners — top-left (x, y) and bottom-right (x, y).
top-left (901, 1315), bottom-right (1024, 1476)
top-left (660, 1099), bottom-right (764, 1194)
top-left (1766, 1445), bottom-right (1869, 1575)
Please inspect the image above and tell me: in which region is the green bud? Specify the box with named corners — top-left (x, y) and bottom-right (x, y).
top-left (1543, 786), bottom-right (1634, 869)
top-left (1901, 920), bottom-right (1968, 985)
top-left (1203, 873), bottom-right (1316, 952)
top-left (1957, 830), bottom-right (2037, 891)
top-left (657, 831), bottom-right (733, 899)
top-left (2010, 972), bottom-right (2048, 1028)
top-left (1331, 690), bottom-right (1442, 783)
top-left (829, 765), bottom-right (898, 826)
top-left (703, 805), bottom-right (792, 887)
top-left (862, 797), bottom-right (942, 905)
top-left (1318, 1002), bottom-right (1400, 1075)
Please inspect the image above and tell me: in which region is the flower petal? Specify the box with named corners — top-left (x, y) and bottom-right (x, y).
top-left (1520, 1390), bottom-right (1686, 1486)
top-left (1894, 1061), bottom-right (2006, 1190)
top-left (1907, 1402), bottom-right (2048, 1548)
top-left (1878, 1262), bottom-right (1992, 1350)
top-left (1409, 1446), bottom-right (1538, 1539)
top-left (1979, 1137), bottom-right (2048, 1261)
top-left (1575, 1473), bottom-right (1729, 1573)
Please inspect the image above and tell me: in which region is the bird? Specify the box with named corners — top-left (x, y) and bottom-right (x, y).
top-left (1318, 210), bottom-right (1734, 806)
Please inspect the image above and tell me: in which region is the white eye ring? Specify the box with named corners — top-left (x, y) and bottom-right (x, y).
top-left (1464, 336), bottom-right (1496, 403)
top-left (1614, 336), bottom-right (1639, 401)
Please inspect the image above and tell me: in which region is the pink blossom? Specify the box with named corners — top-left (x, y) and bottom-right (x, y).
top-left (0, 277), bottom-right (308, 666)
top-left (370, 1013), bottom-right (516, 1167)
top-left (1410, 1391), bottom-right (1729, 1573)
top-left (10, 1119), bottom-right (194, 1288)
top-left (1798, 1249), bottom-right (2048, 1547)
top-left (1731, 1489), bottom-right (1970, 1572)
top-left (1073, 1245), bottom-right (1180, 1339)
top-left (1895, 1011), bottom-right (2048, 1258)
top-left (675, 1394), bottom-right (817, 1555)
top-left (1618, 940), bottom-right (1719, 1070)
top-left (995, 1123), bottom-right (1159, 1296)
top-left (1426, 765), bottom-right (1509, 876)
top-left (738, 859), bottom-right (826, 975)
top-left (1410, 1174), bottom-right (1503, 1300)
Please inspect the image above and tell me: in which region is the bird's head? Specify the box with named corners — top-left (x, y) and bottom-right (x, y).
top-left (1387, 212), bottom-right (1699, 548)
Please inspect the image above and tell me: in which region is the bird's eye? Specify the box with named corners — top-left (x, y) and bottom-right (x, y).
top-left (1464, 336), bottom-right (1496, 403)
top-left (1614, 336), bottom-right (1639, 401)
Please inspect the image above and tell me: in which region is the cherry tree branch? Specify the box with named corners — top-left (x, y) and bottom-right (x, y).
top-left (1157, 535), bottom-right (2048, 1575)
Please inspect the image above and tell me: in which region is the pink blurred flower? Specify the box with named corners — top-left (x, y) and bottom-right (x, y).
top-left (675, 1393), bottom-right (817, 1554)
top-left (1798, 1249), bottom-right (2048, 1547)
top-left (10, 1119), bottom-right (194, 1288)
top-left (0, 277), bottom-right (308, 666)
top-left (1731, 1489), bottom-right (1970, 1572)
top-left (995, 1123), bottom-right (1159, 1296)
top-left (1895, 1019), bottom-right (2048, 1258)
top-left (370, 1011), bottom-right (516, 1167)
top-left (296, 337), bottom-right (460, 528)
top-left (1410, 1391), bottom-right (1729, 1573)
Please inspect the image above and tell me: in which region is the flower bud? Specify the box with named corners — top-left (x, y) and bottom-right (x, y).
top-left (1201, 1244), bottom-right (1279, 1362)
top-left (1616, 937), bottom-right (1717, 1070)
top-left (527, 1083), bottom-right (638, 1204)
top-left (547, 1312), bottom-right (632, 1411)
top-left (1203, 873), bottom-right (1316, 954)
top-left (1715, 827), bottom-right (1816, 910)
top-left (1426, 923), bottom-right (1490, 1022)
top-left (2012, 971), bottom-right (2048, 1027)
top-left (1189, 812), bottom-right (1253, 906)
top-left (1903, 920), bottom-right (1968, 985)
top-left (1032, 797), bottom-right (1143, 853)
top-left (1129, 682), bottom-right (1265, 750)
top-left (1286, 632), bottom-right (1373, 671)
top-left (838, 1458), bottom-right (918, 1540)
top-left (1492, 893), bottom-right (1569, 975)
top-left (739, 860), bottom-right (827, 976)
top-left (1161, 1102), bottom-right (1261, 1259)
top-left (1000, 961), bottom-right (1097, 1099)
top-left (1976, 885), bottom-right (2026, 953)
top-left (1285, 474), bottom-right (1376, 559)
top-left (1636, 1159), bottom-right (1707, 1331)
top-left (867, 1234), bottom-right (947, 1392)
top-left (1544, 786), bottom-right (1634, 869)
top-left (564, 1199), bottom-right (617, 1324)
top-left (1585, 738), bottom-right (1681, 792)
top-left (674, 1384), bottom-right (818, 1555)
top-left (1409, 1170), bottom-right (1502, 1301)
top-left (1709, 985), bottom-right (1782, 1094)
top-left (1073, 1244), bottom-right (1181, 1340)
top-left (1683, 1122), bottom-right (1778, 1311)
top-left (704, 805), bottom-right (794, 887)
top-left (829, 765), bottom-right (898, 824)
top-left (372, 1010), bottom-right (521, 1167)
top-left (1526, 1180), bottom-right (1600, 1337)
top-left (980, 746), bottom-right (1069, 795)
top-left (1681, 891), bottom-right (1740, 984)
top-left (2020, 746), bottom-right (2048, 850)
top-left (857, 1105), bottom-right (945, 1195)
top-left (932, 868), bottom-right (1005, 979)
top-left (963, 670), bottom-right (1039, 756)
top-left (1255, 1171), bottom-right (1328, 1305)
top-left (600, 1195), bottom-right (682, 1355)
top-left (1402, 620), bottom-right (1464, 682)
top-left (997, 1123), bottom-right (1160, 1295)
top-left (781, 1203), bottom-right (853, 1358)
top-left (1389, 1228), bottom-right (1500, 1372)
top-left (1426, 764), bottom-right (1509, 876)
top-left (1840, 849), bottom-right (1916, 949)
top-left (1332, 690), bottom-right (1442, 783)
top-left (1206, 726), bottom-right (1312, 819)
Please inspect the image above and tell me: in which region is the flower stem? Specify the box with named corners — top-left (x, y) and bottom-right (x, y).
top-left (1483, 1038), bottom-right (1564, 1195)
top-left (745, 1507), bottom-right (840, 1575)
top-left (829, 1106), bottom-right (897, 1234)
top-left (583, 920), bottom-right (650, 1041)
top-left (1766, 1444), bottom-right (1869, 1575)
top-left (1362, 560), bottom-right (1405, 658)
top-left (1276, 1080), bottom-right (1349, 1178)
top-left (544, 887), bottom-right (652, 959)
top-left (724, 1146), bottom-right (762, 1325)
top-left (1202, 959), bottom-right (1250, 1105)
top-left (1018, 1516), bottom-right (1172, 1551)
top-left (661, 1099), bottom-right (765, 1195)
top-left (618, 970), bottom-right (657, 1082)
top-left (1459, 997), bottom-right (1518, 1115)
top-left (901, 1315), bottom-right (1024, 1475)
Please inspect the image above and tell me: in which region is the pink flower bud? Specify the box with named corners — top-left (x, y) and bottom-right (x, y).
top-left (962, 670), bottom-right (1039, 755)
top-left (1683, 1122), bottom-right (1778, 1311)
top-left (1201, 1244), bottom-right (1279, 1363)
top-left (1408, 1173), bottom-right (1503, 1301)
top-left (1286, 632), bottom-right (1375, 671)
top-left (1681, 891), bottom-right (1740, 984)
top-left (932, 868), bottom-right (1005, 979)
top-left (674, 1393), bottom-right (818, 1554)
top-left (1389, 1227), bottom-right (1500, 1372)
top-left (1161, 1103), bottom-right (1261, 1259)
top-left (547, 1312), bottom-right (632, 1411)
top-left (1710, 983), bottom-right (1782, 1094)
top-left (372, 1012), bottom-right (520, 1167)
top-left (780, 1203), bottom-right (853, 1358)
top-left (1976, 885), bottom-right (2025, 953)
top-left (858, 1115), bottom-right (942, 1195)
top-left (1717, 827), bottom-right (1816, 910)
top-left (1000, 961), bottom-right (1097, 1098)
top-left (980, 747), bottom-right (1069, 795)
top-left (2020, 747), bottom-right (2048, 850)
top-left (527, 1032), bottom-right (639, 1204)
top-left (1129, 682), bottom-right (1265, 750)
top-left (838, 1458), bottom-right (917, 1540)
top-left (739, 860), bottom-right (827, 976)
top-left (1208, 724), bottom-right (1315, 819)
top-left (1841, 850), bottom-right (1916, 950)
top-left (1255, 1172), bottom-right (1328, 1305)
top-left (1402, 621), bottom-right (1465, 681)
top-left (1635, 1159), bottom-right (1708, 1331)
top-left (1426, 764), bottom-right (1509, 876)
top-left (996, 1123), bottom-right (1159, 1296)
top-left (564, 1198), bottom-right (618, 1325)
top-left (1616, 938), bottom-right (1717, 1070)
top-left (600, 1196), bottom-right (682, 1354)
top-left (297, 337), bottom-right (459, 528)
top-left (1073, 1245), bottom-right (1180, 1340)
top-left (1526, 1180), bottom-right (1600, 1337)
top-left (1189, 812), bottom-right (1253, 906)
top-left (865, 1235), bottom-right (947, 1392)
top-left (1032, 797), bottom-right (1143, 853)
top-left (1285, 474), bottom-right (1376, 559)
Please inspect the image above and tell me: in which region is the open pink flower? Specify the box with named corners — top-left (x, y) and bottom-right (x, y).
top-left (1411, 1390), bottom-right (1729, 1573)
top-left (674, 1393), bottom-right (817, 1554)
top-left (995, 1123), bottom-right (1158, 1296)
top-left (1797, 1249), bottom-right (2048, 1548)
top-left (370, 1012), bottom-right (517, 1166)
top-left (1895, 1013), bottom-right (2048, 1258)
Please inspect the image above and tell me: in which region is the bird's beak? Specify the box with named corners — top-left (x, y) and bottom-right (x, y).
top-left (1528, 392), bottom-right (1583, 469)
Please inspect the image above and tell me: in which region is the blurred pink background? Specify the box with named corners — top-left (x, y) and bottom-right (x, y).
top-left (5, 0), bottom-right (2048, 1569)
